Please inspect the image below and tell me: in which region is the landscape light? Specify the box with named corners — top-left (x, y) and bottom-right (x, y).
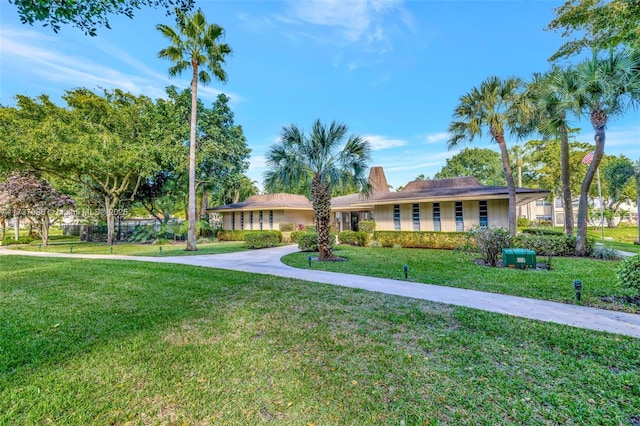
top-left (403, 264), bottom-right (409, 279)
top-left (308, 255), bottom-right (312, 268)
top-left (573, 279), bottom-right (583, 302)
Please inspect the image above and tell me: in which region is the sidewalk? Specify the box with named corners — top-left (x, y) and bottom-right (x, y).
top-left (2, 245), bottom-right (639, 338)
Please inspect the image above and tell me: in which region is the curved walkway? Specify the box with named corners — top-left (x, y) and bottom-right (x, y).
top-left (1, 245), bottom-right (639, 338)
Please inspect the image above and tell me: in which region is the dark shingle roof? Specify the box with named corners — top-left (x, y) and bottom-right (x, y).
top-left (211, 193), bottom-right (312, 211)
top-left (351, 176), bottom-right (549, 206)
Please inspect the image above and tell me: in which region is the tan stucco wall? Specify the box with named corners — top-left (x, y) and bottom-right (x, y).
top-left (373, 199), bottom-right (510, 232)
top-left (221, 209), bottom-right (315, 231)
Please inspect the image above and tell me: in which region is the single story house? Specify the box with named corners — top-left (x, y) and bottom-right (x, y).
top-left (349, 176), bottom-right (549, 232)
top-left (212, 193), bottom-right (314, 231)
top-left (210, 167), bottom-right (550, 232)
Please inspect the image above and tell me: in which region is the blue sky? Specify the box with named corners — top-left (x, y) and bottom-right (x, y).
top-left (1, 0), bottom-right (638, 191)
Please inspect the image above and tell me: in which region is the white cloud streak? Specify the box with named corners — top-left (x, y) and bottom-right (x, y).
top-left (0, 27), bottom-right (241, 103)
top-left (425, 132), bottom-right (451, 144)
top-left (364, 134), bottom-right (407, 150)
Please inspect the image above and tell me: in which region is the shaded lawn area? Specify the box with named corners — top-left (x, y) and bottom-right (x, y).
top-left (7, 240), bottom-right (248, 256)
top-left (1, 256), bottom-right (639, 425)
top-left (282, 246), bottom-right (638, 312)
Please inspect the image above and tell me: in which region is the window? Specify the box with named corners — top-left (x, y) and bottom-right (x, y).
top-left (259, 211), bottom-right (264, 230)
top-left (455, 201), bottom-right (464, 231)
top-left (479, 200), bottom-right (488, 227)
top-left (249, 211), bottom-right (254, 230)
top-left (393, 204), bottom-right (400, 230)
top-left (536, 200), bottom-right (551, 207)
top-left (433, 203), bottom-right (441, 232)
top-left (555, 198), bottom-right (564, 208)
top-left (231, 212), bottom-right (235, 230)
top-left (269, 210), bottom-right (273, 229)
top-left (412, 203), bottom-right (420, 231)
top-left (240, 212), bottom-right (244, 230)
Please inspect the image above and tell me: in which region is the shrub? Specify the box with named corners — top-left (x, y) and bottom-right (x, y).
top-left (358, 220), bottom-right (376, 234)
top-left (373, 231), bottom-right (467, 250)
top-left (513, 234), bottom-right (595, 257)
top-left (522, 228), bottom-right (563, 236)
top-left (290, 230), bottom-right (305, 243)
top-left (617, 255), bottom-right (640, 293)
top-left (338, 230), bottom-right (369, 246)
top-left (279, 222), bottom-right (294, 232)
top-left (129, 225), bottom-right (155, 243)
top-left (296, 232), bottom-right (336, 252)
top-left (217, 230), bottom-right (265, 241)
top-left (467, 226), bottom-right (512, 267)
top-left (516, 217), bottom-right (530, 228)
top-left (244, 231), bottom-right (282, 249)
top-left (2, 236), bottom-right (34, 246)
top-left (304, 225), bottom-right (317, 232)
top-left (590, 245), bottom-right (624, 260)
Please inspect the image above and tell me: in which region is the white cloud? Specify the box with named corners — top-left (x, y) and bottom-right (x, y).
top-left (364, 134), bottom-right (407, 150)
top-left (275, 0), bottom-right (411, 59)
top-left (0, 26), bottom-right (241, 103)
top-left (425, 132), bottom-right (451, 144)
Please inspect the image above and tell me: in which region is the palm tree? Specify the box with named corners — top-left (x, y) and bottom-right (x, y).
top-left (157, 9), bottom-right (231, 251)
top-left (264, 120), bottom-right (371, 260)
top-left (525, 67), bottom-right (580, 236)
top-left (448, 76), bottom-right (525, 236)
top-left (634, 159), bottom-right (640, 245)
top-left (572, 51), bottom-right (640, 255)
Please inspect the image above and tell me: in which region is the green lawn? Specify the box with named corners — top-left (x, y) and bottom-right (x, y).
top-left (1, 256), bottom-right (639, 425)
top-left (7, 240), bottom-right (248, 256)
top-left (282, 246), bottom-right (638, 312)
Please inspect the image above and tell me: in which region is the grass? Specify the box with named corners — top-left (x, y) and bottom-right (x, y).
top-left (6, 240), bottom-right (248, 256)
top-left (282, 246), bottom-right (638, 312)
top-left (1, 256), bottom-right (639, 425)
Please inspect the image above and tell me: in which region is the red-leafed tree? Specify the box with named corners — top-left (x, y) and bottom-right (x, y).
top-left (0, 172), bottom-right (75, 246)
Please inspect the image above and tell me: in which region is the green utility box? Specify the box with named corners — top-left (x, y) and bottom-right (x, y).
top-left (502, 248), bottom-right (536, 269)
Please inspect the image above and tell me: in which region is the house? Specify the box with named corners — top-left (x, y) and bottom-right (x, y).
top-left (211, 167), bottom-right (550, 232)
top-left (212, 193), bottom-right (314, 231)
top-left (331, 166), bottom-right (389, 232)
top-left (349, 176), bottom-right (549, 232)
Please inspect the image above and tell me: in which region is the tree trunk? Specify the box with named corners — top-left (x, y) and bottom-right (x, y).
top-left (0, 217), bottom-right (5, 241)
top-left (311, 175), bottom-right (333, 260)
top-left (576, 122), bottom-right (606, 256)
top-left (516, 158), bottom-right (522, 219)
top-left (636, 177), bottom-right (640, 244)
top-left (559, 125), bottom-right (574, 236)
top-left (40, 214), bottom-right (50, 247)
top-left (104, 196), bottom-right (118, 246)
top-left (186, 63), bottom-right (198, 251)
top-left (495, 135), bottom-right (517, 236)
top-left (13, 212), bottom-right (19, 241)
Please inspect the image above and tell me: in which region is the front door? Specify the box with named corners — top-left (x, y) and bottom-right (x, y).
top-left (351, 212), bottom-right (359, 231)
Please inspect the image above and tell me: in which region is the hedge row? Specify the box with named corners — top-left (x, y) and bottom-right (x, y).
top-left (338, 230), bottom-right (369, 246)
top-left (512, 234), bottom-right (595, 256)
top-left (296, 232), bottom-right (337, 252)
top-left (244, 231), bottom-right (283, 249)
top-left (357, 220), bottom-right (376, 234)
top-left (217, 230), bottom-right (267, 241)
top-left (373, 231), bottom-right (467, 249)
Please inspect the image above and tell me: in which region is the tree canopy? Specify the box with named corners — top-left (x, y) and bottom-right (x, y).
top-left (435, 148), bottom-right (505, 186)
top-left (547, 0), bottom-right (640, 60)
top-left (9, 0), bottom-right (194, 36)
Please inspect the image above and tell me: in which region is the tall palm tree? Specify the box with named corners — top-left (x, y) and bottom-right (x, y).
top-left (526, 67), bottom-right (580, 236)
top-left (448, 76), bottom-right (525, 236)
top-left (572, 51), bottom-right (640, 255)
top-left (157, 9), bottom-right (231, 251)
top-left (633, 158), bottom-right (640, 245)
top-left (264, 120), bottom-right (371, 260)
